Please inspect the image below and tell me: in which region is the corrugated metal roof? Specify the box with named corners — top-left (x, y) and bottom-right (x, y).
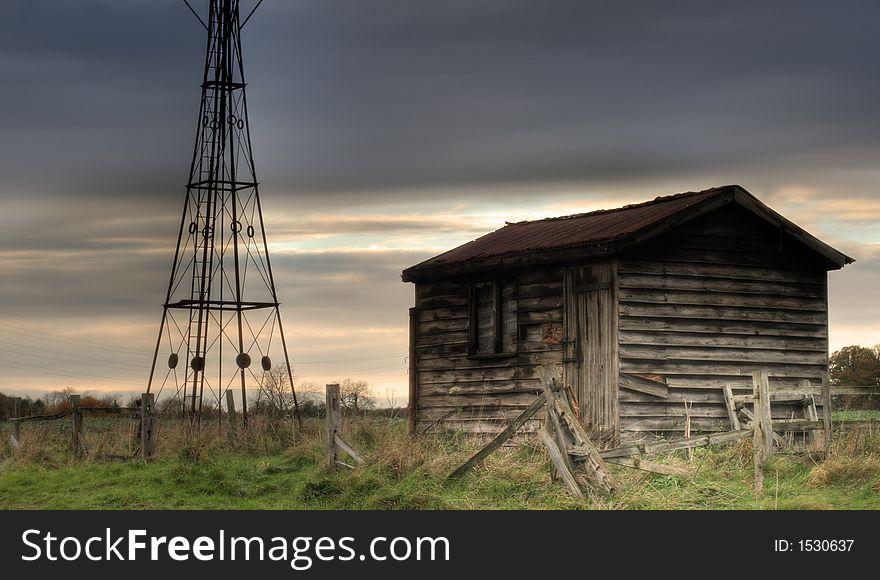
top-left (407, 186), bottom-right (731, 271)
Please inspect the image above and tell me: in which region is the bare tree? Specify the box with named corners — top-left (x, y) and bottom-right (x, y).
top-left (254, 364), bottom-right (298, 417)
top-left (296, 381), bottom-right (323, 405)
top-left (46, 386), bottom-right (77, 410)
top-left (340, 378), bottom-right (375, 412)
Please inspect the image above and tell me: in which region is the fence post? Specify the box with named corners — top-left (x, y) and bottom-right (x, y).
top-left (751, 370), bottom-right (773, 493)
top-left (11, 397), bottom-right (22, 448)
top-left (325, 384), bottom-right (341, 467)
top-left (141, 393), bottom-right (157, 460)
top-left (225, 390), bottom-right (237, 436)
top-left (821, 371), bottom-right (832, 449)
top-left (69, 394), bottom-right (84, 457)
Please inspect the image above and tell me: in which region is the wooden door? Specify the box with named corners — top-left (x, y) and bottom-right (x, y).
top-left (563, 262), bottom-right (619, 447)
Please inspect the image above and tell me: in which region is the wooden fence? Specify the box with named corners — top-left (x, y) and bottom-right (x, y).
top-left (5, 393), bottom-right (156, 460)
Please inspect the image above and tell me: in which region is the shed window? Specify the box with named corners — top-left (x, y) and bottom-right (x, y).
top-left (468, 280), bottom-right (517, 356)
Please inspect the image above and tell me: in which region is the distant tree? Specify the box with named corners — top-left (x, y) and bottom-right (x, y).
top-left (340, 378), bottom-right (375, 412)
top-left (829, 345), bottom-right (880, 386)
top-left (829, 345), bottom-right (880, 410)
top-left (253, 364), bottom-right (298, 417)
top-left (45, 387), bottom-right (78, 413)
top-left (26, 397), bottom-right (45, 416)
top-left (0, 392), bottom-right (11, 419)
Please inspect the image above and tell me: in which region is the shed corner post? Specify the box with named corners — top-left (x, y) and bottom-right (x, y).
top-left (408, 306), bottom-right (419, 436)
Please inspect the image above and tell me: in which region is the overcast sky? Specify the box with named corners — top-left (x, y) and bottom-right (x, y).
top-left (1, 0), bottom-right (879, 401)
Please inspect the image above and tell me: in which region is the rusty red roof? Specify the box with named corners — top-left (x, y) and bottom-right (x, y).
top-left (401, 185), bottom-right (853, 282)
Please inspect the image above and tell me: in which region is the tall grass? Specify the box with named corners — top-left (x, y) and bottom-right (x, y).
top-left (1, 414), bottom-right (879, 509)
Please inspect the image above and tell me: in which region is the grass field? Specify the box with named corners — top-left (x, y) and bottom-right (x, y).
top-left (833, 409), bottom-right (880, 422)
top-left (1, 415), bottom-right (879, 510)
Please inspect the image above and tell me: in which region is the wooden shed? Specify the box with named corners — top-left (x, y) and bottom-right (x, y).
top-left (401, 185), bottom-right (853, 445)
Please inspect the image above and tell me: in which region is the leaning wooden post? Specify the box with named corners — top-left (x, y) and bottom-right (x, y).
top-left (752, 380), bottom-right (764, 493)
top-left (69, 394), bottom-right (84, 457)
top-left (759, 371), bottom-right (773, 457)
top-left (225, 390), bottom-right (238, 437)
top-left (326, 384), bottom-right (341, 467)
top-left (449, 393), bottom-right (547, 479)
top-left (821, 371), bottom-right (832, 450)
top-left (11, 397), bottom-right (22, 448)
top-left (141, 393), bottom-right (157, 460)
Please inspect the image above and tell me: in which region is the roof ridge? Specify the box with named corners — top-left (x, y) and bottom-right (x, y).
top-left (508, 185), bottom-right (737, 226)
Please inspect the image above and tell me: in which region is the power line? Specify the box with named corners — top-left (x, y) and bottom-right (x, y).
top-left (0, 338), bottom-right (147, 371)
top-left (293, 352), bottom-right (405, 365)
top-left (0, 344), bottom-right (145, 373)
top-left (0, 358), bottom-right (141, 386)
top-left (0, 321), bottom-right (147, 357)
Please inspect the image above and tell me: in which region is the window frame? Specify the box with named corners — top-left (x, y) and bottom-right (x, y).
top-left (467, 279), bottom-right (517, 358)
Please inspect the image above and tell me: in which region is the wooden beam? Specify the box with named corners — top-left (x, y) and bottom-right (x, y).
top-left (334, 434), bottom-right (365, 465)
top-left (620, 373), bottom-right (669, 399)
top-left (770, 419), bottom-right (823, 431)
top-left (822, 371), bottom-right (833, 449)
top-left (542, 395), bottom-right (578, 486)
top-left (448, 392), bottom-right (546, 479)
top-left (538, 429), bottom-right (585, 498)
top-left (9, 410), bottom-right (74, 423)
top-left (723, 385), bottom-right (740, 431)
top-left (590, 429), bottom-right (753, 460)
top-left (605, 457), bottom-right (694, 478)
top-left (537, 365), bottom-right (618, 493)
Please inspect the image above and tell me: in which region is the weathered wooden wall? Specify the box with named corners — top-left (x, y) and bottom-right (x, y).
top-left (617, 204), bottom-right (829, 440)
top-left (412, 268), bottom-right (564, 435)
top-left (411, 204), bottom-right (832, 441)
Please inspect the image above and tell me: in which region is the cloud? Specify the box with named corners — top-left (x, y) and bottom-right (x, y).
top-left (2, 0), bottom-right (880, 399)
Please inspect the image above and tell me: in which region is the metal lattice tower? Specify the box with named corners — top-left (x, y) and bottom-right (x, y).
top-left (147, 0), bottom-right (299, 423)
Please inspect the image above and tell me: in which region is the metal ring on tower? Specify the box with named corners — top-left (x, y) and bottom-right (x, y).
top-left (236, 353), bottom-right (252, 369)
top-left (247, 225), bottom-right (255, 238)
top-left (168, 353), bottom-right (179, 369)
top-left (190, 356), bottom-right (205, 372)
top-left (231, 220), bottom-right (242, 233)
top-left (261, 355), bottom-right (272, 371)
top-left (189, 222), bottom-right (198, 235)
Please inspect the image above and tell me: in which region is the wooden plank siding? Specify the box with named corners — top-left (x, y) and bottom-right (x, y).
top-left (411, 204), bottom-right (833, 441)
top-left (412, 267), bottom-right (564, 435)
top-left (616, 205), bottom-right (830, 440)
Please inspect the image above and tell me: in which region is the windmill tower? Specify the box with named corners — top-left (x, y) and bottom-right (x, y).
top-left (147, 0), bottom-right (299, 423)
